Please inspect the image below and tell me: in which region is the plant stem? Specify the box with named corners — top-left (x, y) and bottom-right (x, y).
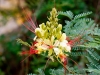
top-left (64, 64), bottom-right (67, 75)
top-left (43, 58), bottom-right (50, 71)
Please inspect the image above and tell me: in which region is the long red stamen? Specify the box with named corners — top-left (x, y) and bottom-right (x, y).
top-left (25, 13), bottom-right (36, 29)
top-left (32, 15), bottom-right (38, 27)
top-left (23, 8), bottom-right (36, 28)
top-left (21, 48), bottom-right (38, 62)
top-left (22, 7), bottom-right (37, 33)
top-left (21, 47), bottom-right (38, 55)
top-left (23, 23), bottom-right (35, 33)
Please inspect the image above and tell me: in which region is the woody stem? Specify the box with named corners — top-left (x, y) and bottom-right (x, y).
top-left (64, 64), bottom-right (67, 75)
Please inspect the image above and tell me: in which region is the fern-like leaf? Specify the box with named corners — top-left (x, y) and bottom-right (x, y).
top-left (87, 49), bottom-right (100, 61)
top-left (74, 12), bottom-right (92, 20)
top-left (58, 11), bottom-right (74, 20)
top-left (69, 52), bottom-right (88, 56)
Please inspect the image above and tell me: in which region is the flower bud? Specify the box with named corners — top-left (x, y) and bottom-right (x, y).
top-left (56, 24), bottom-right (62, 32)
top-left (39, 23), bottom-right (46, 30)
top-left (52, 8), bottom-right (57, 15)
top-left (35, 28), bottom-right (42, 38)
top-left (46, 21), bottom-right (50, 27)
top-left (52, 28), bottom-right (56, 35)
top-left (43, 30), bottom-right (48, 38)
top-left (55, 18), bottom-right (58, 22)
top-left (56, 31), bottom-right (62, 39)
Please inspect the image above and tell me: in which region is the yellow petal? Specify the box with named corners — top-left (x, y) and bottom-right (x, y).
top-left (54, 48), bottom-right (60, 55)
top-left (65, 44), bottom-right (71, 52)
top-left (60, 33), bottom-right (66, 41)
top-left (60, 40), bottom-right (68, 47)
top-left (41, 44), bottom-right (49, 50)
top-left (44, 39), bottom-right (52, 45)
top-left (54, 40), bottom-right (59, 46)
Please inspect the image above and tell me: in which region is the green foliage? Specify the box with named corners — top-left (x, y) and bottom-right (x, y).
top-left (63, 15), bottom-right (95, 37)
top-left (58, 10), bottom-right (100, 48)
top-left (50, 69), bottom-right (64, 75)
top-left (58, 11), bottom-right (74, 20)
top-left (17, 39), bottom-right (31, 47)
top-left (58, 10), bottom-right (100, 75)
top-left (74, 12), bottom-right (92, 20)
top-left (32, 66), bottom-right (86, 75)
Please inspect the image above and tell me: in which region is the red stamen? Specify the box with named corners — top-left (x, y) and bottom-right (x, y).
top-left (23, 8), bottom-right (37, 29)
top-left (21, 47), bottom-right (38, 55)
top-left (21, 48), bottom-right (38, 62)
top-left (29, 48), bottom-right (38, 54)
top-left (23, 23), bottom-right (35, 33)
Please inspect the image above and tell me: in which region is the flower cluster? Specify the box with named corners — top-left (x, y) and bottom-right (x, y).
top-left (33, 8), bottom-right (71, 62)
top-left (21, 8), bottom-right (71, 64)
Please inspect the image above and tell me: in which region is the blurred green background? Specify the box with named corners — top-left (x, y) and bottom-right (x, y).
top-left (0, 0), bottom-right (100, 75)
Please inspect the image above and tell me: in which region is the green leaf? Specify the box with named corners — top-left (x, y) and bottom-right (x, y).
top-left (17, 39), bottom-right (31, 47)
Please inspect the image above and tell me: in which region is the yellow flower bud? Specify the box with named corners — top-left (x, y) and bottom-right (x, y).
top-left (56, 24), bottom-right (62, 32)
top-left (39, 23), bottom-right (46, 30)
top-left (43, 30), bottom-right (48, 38)
top-left (52, 28), bottom-right (56, 35)
top-left (55, 18), bottom-right (58, 22)
top-left (46, 21), bottom-right (51, 27)
top-left (56, 31), bottom-right (62, 39)
top-left (35, 28), bottom-right (42, 38)
top-left (52, 8), bottom-right (57, 15)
